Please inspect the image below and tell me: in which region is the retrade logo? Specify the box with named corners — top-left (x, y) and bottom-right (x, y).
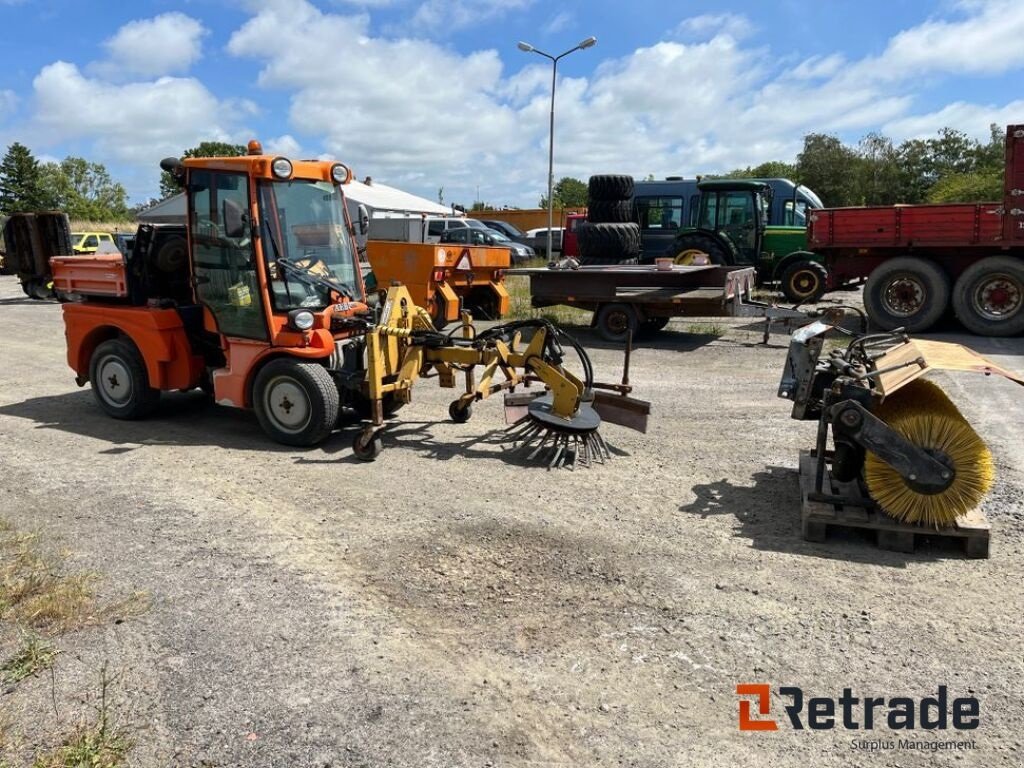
top-left (736, 685), bottom-right (980, 732)
top-left (736, 684), bottom-right (778, 731)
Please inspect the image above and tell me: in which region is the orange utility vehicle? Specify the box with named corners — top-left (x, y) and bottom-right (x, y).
top-left (50, 143), bottom-right (651, 464)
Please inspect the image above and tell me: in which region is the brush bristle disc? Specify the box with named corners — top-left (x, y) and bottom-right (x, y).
top-left (864, 379), bottom-right (993, 527)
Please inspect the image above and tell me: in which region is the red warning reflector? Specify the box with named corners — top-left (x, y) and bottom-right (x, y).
top-left (455, 248), bottom-right (473, 271)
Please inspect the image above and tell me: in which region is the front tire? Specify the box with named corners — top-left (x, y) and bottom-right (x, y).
top-left (252, 359), bottom-right (339, 446)
top-left (952, 256), bottom-right (1024, 336)
top-left (780, 259), bottom-right (828, 304)
top-left (89, 338), bottom-right (160, 419)
top-left (863, 257), bottom-right (950, 333)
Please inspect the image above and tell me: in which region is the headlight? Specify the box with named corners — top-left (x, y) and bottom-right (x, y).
top-left (288, 309), bottom-right (315, 331)
top-left (330, 163), bottom-right (350, 184)
top-left (271, 157), bottom-right (293, 179)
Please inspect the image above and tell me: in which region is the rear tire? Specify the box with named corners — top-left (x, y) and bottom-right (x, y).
top-left (952, 256), bottom-right (1024, 336)
top-left (780, 259), bottom-right (828, 303)
top-left (595, 302), bottom-right (639, 344)
top-left (588, 174), bottom-right (634, 201)
top-left (89, 338), bottom-right (161, 419)
top-left (863, 257), bottom-right (950, 333)
top-left (669, 233), bottom-right (729, 265)
top-left (253, 359), bottom-right (339, 446)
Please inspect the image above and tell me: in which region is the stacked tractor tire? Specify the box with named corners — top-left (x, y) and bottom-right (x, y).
top-left (577, 175), bottom-right (640, 266)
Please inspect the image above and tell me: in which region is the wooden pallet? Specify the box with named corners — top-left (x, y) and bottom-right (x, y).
top-left (798, 451), bottom-right (991, 559)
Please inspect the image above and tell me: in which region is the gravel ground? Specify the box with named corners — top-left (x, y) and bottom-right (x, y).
top-left (0, 273), bottom-right (1022, 767)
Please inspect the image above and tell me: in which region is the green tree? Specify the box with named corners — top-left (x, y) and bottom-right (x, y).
top-left (540, 176), bottom-right (587, 208)
top-left (855, 133), bottom-right (904, 206)
top-left (0, 142), bottom-right (50, 214)
top-left (927, 172), bottom-right (1003, 203)
top-left (795, 133), bottom-right (861, 207)
top-left (159, 141), bottom-right (247, 198)
top-left (39, 157), bottom-right (130, 220)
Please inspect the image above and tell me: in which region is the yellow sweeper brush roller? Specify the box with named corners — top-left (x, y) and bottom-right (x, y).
top-left (864, 379), bottom-right (993, 527)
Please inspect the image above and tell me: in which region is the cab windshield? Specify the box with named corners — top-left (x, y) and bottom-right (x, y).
top-left (257, 179), bottom-right (359, 310)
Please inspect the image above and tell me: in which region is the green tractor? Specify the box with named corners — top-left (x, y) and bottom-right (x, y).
top-left (668, 179), bottom-right (829, 303)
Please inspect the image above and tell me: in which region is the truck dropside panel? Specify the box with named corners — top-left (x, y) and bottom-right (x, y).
top-left (1006, 125), bottom-right (1024, 243)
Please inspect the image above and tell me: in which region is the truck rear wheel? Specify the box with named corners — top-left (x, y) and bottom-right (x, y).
top-left (253, 359), bottom-right (339, 446)
top-left (780, 260), bottom-right (828, 303)
top-left (952, 256), bottom-right (1024, 336)
top-left (863, 257), bottom-right (950, 333)
top-left (89, 338), bottom-right (161, 420)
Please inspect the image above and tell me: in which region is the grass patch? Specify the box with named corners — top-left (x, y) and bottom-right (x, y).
top-left (1, 633), bottom-right (57, 683)
top-left (31, 665), bottom-right (131, 768)
top-left (678, 321), bottom-right (726, 336)
top-left (0, 526), bottom-right (148, 634)
top-left (504, 269), bottom-right (592, 326)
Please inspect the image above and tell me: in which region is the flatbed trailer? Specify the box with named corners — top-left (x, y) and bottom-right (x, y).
top-left (508, 263), bottom-right (806, 342)
top-left (807, 124), bottom-right (1024, 336)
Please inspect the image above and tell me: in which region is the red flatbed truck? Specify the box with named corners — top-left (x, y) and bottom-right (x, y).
top-left (808, 124), bottom-right (1024, 336)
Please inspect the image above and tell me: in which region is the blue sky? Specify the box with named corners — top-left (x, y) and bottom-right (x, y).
top-left (1, 0), bottom-right (1022, 208)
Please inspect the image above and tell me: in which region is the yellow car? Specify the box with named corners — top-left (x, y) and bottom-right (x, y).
top-left (70, 231), bottom-right (114, 254)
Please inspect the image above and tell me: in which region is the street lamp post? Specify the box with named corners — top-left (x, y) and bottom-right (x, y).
top-left (518, 36), bottom-right (596, 260)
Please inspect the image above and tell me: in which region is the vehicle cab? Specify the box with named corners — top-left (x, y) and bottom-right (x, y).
top-left (70, 231), bottom-right (114, 254)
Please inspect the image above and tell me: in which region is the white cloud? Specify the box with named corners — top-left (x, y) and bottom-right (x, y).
top-left (0, 89), bottom-right (16, 121)
top-left (883, 100), bottom-right (1024, 142)
top-left (853, 0), bottom-right (1024, 80)
top-left (542, 11), bottom-right (571, 35)
top-left (409, 0), bottom-right (534, 31)
top-left (676, 13), bottom-right (753, 41)
top-left (30, 62), bottom-right (252, 166)
top-left (96, 12), bottom-right (208, 78)
top-left (264, 134), bottom-right (303, 156)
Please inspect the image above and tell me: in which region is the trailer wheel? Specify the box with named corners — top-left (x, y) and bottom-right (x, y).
top-left (639, 316), bottom-right (670, 337)
top-left (780, 260), bottom-right (828, 303)
top-left (24, 279), bottom-right (52, 300)
top-left (863, 257), bottom-right (950, 333)
top-left (952, 256), bottom-right (1024, 336)
top-left (89, 338), bottom-right (161, 420)
top-left (253, 359), bottom-right (339, 446)
top-left (595, 303), bottom-right (639, 343)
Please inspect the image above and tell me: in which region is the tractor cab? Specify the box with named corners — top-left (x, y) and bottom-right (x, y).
top-left (162, 143), bottom-right (367, 348)
top-left (670, 179), bottom-right (830, 303)
top-left (691, 179), bottom-right (772, 266)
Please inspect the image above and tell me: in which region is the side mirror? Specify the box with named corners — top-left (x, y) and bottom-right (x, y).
top-left (160, 157), bottom-right (185, 187)
top-left (357, 204), bottom-right (369, 236)
top-left (484, 234), bottom-right (496, 245)
top-left (223, 198), bottom-right (246, 239)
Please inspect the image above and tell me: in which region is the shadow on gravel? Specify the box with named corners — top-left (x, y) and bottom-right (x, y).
top-left (539, 325), bottom-right (724, 354)
top-left (0, 391), bottom-right (635, 468)
top-left (0, 389), bottom-right (300, 454)
top-left (0, 296), bottom-right (56, 306)
top-left (295, 419), bottom-right (633, 468)
top-left (677, 465), bottom-right (969, 567)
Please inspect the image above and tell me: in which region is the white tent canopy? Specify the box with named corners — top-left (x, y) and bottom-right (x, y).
top-left (137, 179), bottom-right (452, 225)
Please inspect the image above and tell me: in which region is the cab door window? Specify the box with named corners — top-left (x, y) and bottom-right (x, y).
top-left (83, 235), bottom-right (99, 249)
top-left (188, 170), bottom-right (267, 340)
